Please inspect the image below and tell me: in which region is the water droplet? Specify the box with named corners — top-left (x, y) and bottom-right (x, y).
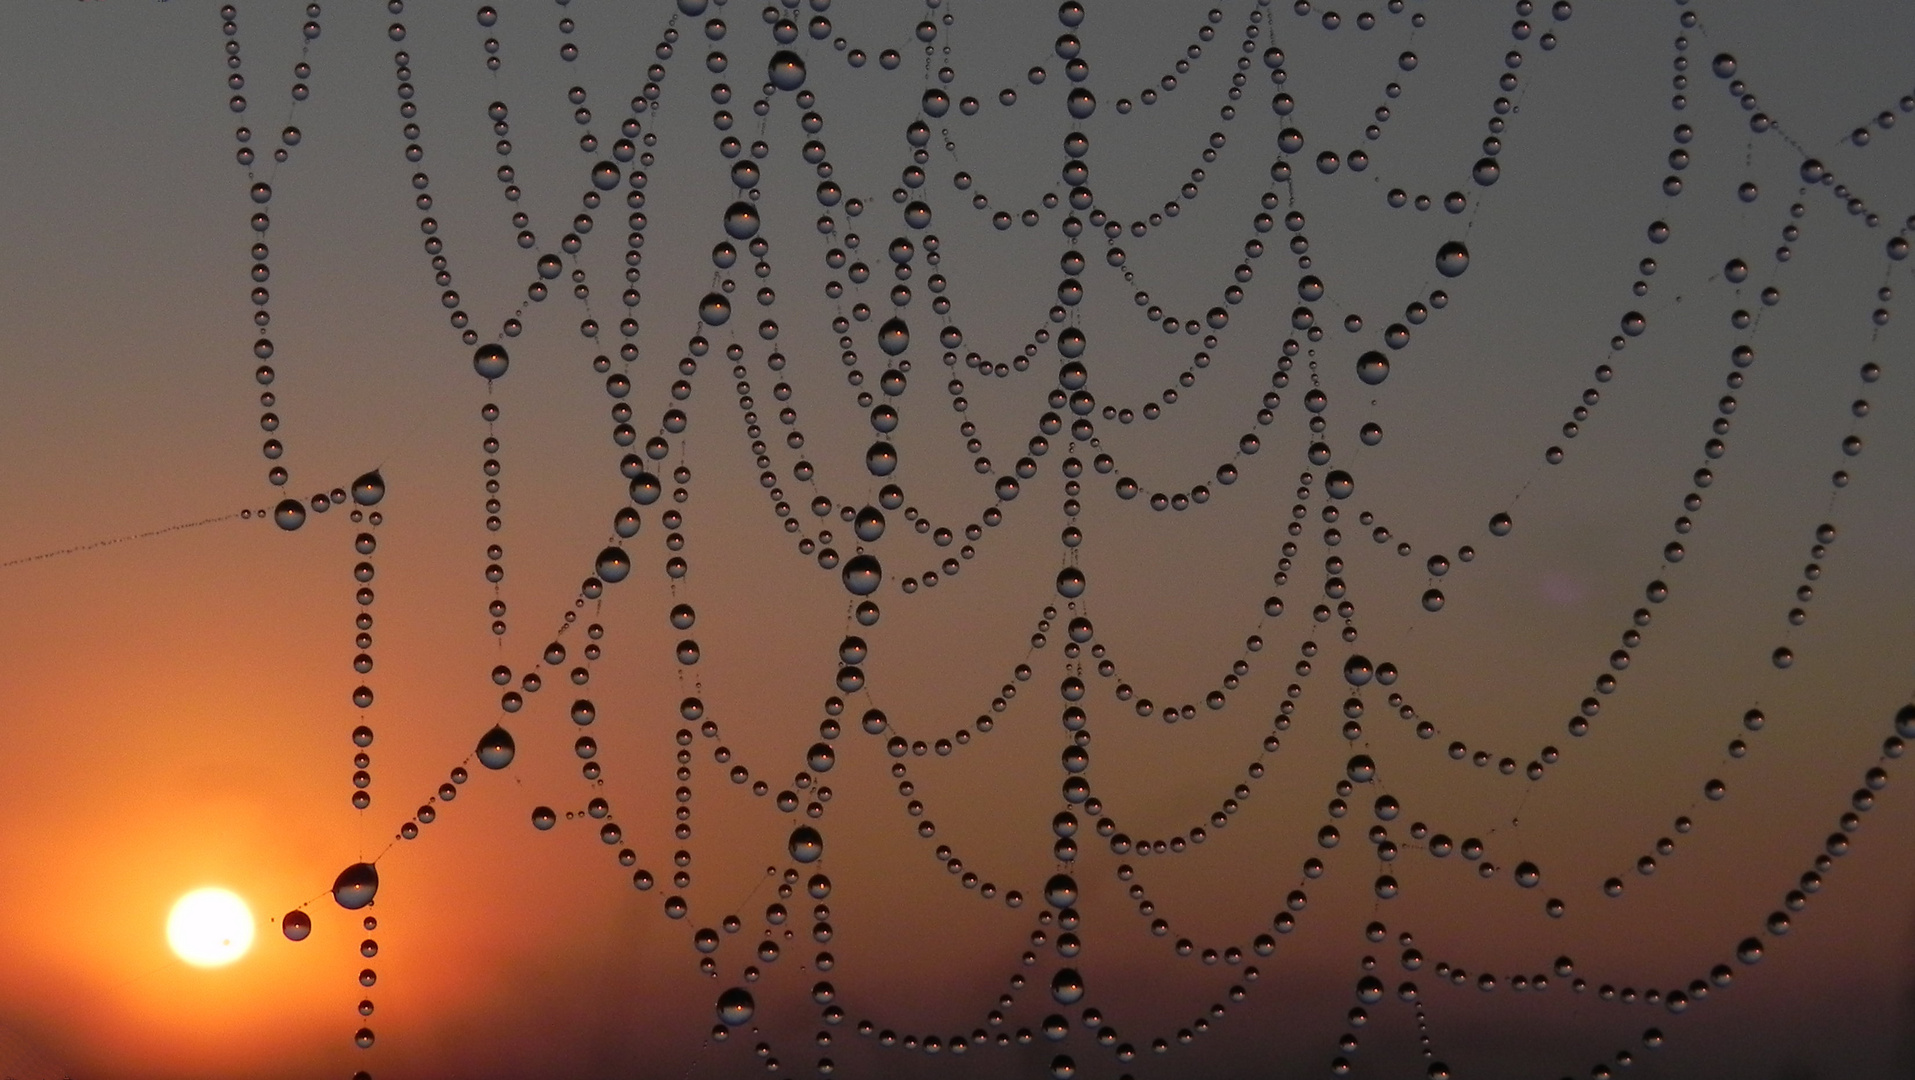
top-left (1067, 88), bottom-right (1095, 119)
top-left (724, 201), bottom-right (761, 240)
top-left (769, 50), bottom-right (807, 91)
top-left (1045, 873), bottom-right (1078, 908)
top-left (477, 725), bottom-right (515, 769)
top-left (1711, 53), bottom-right (1736, 78)
top-left (717, 987), bottom-right (756, 1026)
top-left (1050, 967), bottom-right (1085, 1004)
top-left (854, 506), bottom-right (886, 541)
top-left (1325, 470), bottom-right (1354, 500)
top-left (1356, 352), bottom-right (1389, 385)
top-left (789, 825), bottom-right (824, 863)
top-left (879, 318), bottom-right (909, 355)
top-left (1435, 241), bottom-right (1469, 278)
top-left (531, 806), bottom-right (557, 830)
top-left (1422, 589), bottom-right (1445, 612)
top-left (332, 863), bottom-right (379, 910)
top-left (1347, 755), bottom-right (1376, 783)
top-left (1343, 655), bottom-right (1373, 686)
top-left (282, 909), bottom-right (312, 941)
top-left (699, 292), bottom-right (732, 326)
top-left (842, 554), bottom-right (882, 595)
top-left (473, 343), bottom-right (509, 380)
top-left (1735, 937), bottom-right (1762, 963)
top-left (596, 546), bottom-right (632, 583)
top-left (1472, 157), bottom-right (1500, 186)
top-left (1489, 512), bottom-right (1513, 537)
top-left (1056, 567), bottom-right (1086, 597)
top-left (1896, 705), bottom-right (1915, 739)
top-left (350, 471), bottom-right (385, 506)
top-left (274, 498), bottom-right (308, 531)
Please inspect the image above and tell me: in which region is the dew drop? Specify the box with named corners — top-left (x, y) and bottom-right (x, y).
top-left (717, 987), bottom-right (756, 1026)
top-left (476, 725), bottom-right (516, 770)
top-left (1435, 241), bottom-right (1469, 278)
top-left (1356, 352), bottom-right (1389, 386)
top-left (282, 909), bottom-right (312, 942)
top-left (473, 343), bottom-right (509, 380)
top-left (332, 863), bottom-right (379, 910)
top-left (350, 471), bottom-right (385, 506)
top-left (274, 498), bottom-right (308, 531)
top-left (768, 50), bottom-right (807, 91)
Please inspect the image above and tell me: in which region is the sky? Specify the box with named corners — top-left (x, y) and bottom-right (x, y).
top-left (1, 1), bottom-right (1914, 1078)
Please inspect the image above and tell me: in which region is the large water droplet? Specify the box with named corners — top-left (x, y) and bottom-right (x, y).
top-left (879, 317), bottom-right (909, 355)
top-left (769, 50), bottom-right (807, 91)
top-left (865, 441), bottom-right (898, 477)
top-left (1067, 88), bottom-right (1095, 119)
top-left (1435, 241), bottom-right (1469, 278)
top-left (724, 201), bottom-right (760, 240)
top-left (699, 293), bottom-right (732, 326)
top-left (350, 471), bottom-right (385, 506)
top-left (1356, 352), bottom-right (1389, 386)
top-left (1344, 655), bottom-right (1373, 686)
top-left (1050, 967), bottom-right (1085, 1004)
top-left (476, 725), bottom-right (516, 769)
top-left (842, 554), bottom-right (882, 595)
top-left (854, 506), bottom-right (886, 542)
top-left (789, 825), bottom-right (824, 863)
top-left (332, 862), bottom-right (379, 910)
top-left (473, 343), bottom-right (509, 380)
top-left (717, 987), bottom-right (756, 1026)
top-left (1045, 873), bottom-right (1078, 908)
top-left (596, 546), bottom-right (632, 583)
top-left (1325, 470), bottom-right (1355, 500)
top-left (1472, 157), bottom-right (1500, 186)
top-left (274, 498), bottom-right (308, 531)
top-left (531, 806), bottom-right (557, 830)
top-left (282, 909), bottom-right (312, 942)
top-left (1056, 567), bottom-right (1086, 598)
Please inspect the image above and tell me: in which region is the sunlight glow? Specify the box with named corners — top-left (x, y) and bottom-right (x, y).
top-left (166, 888), bottom-right (255, 968)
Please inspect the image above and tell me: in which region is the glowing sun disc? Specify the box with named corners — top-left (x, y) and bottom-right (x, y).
top-left (166, 888), bottom-right (255, 967)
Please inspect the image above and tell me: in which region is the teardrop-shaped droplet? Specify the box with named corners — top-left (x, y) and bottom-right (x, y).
top-left (476, 725), bottom-right (516, 770)
top-left (332, 862), bottom-right (379, 910)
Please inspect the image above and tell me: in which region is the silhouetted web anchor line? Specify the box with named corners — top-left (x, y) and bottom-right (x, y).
top-left (0, 511), bottom-right (244, 570)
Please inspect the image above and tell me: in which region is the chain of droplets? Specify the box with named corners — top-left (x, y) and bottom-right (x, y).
top-left (258, 0), bottom-right (1915, 1072)
top-left (225, 2), bottom-right (352, 534)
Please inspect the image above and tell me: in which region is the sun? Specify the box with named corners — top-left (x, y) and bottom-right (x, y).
top-left (166, 888), bottom-right (256, 967)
